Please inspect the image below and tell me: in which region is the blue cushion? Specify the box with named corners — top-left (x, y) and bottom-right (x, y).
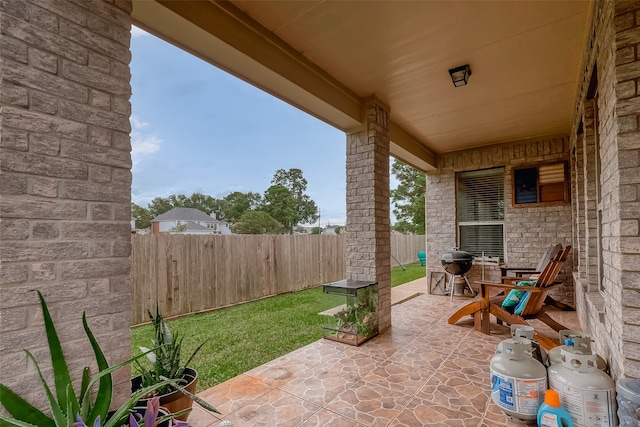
top-left (513, 291), bottom-right (531, 315)
top-left (501, 281), bottom-right (536, 311)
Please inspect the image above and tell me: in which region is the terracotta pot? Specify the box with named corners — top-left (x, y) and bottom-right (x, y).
top-left (132, 367), bottom-right (198, 422)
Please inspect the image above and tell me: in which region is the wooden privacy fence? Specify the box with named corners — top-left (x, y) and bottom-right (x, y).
top-left (131, 233), bottom-right (425, 325)
top-left (391, 234), bottom-right (425, 266)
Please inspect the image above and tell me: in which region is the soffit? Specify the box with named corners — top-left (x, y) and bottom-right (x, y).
top-left (132, 1), bottom-right (591, 171)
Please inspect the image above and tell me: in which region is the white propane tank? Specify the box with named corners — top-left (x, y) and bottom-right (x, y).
top-left (548, 330), bottom-right (607, 372)
top-left (509, 324), bottom-right (548, 366)
top-left (496, 325), bottom-right (538, 354)
top-left (490, 337), bottom-right (547, 423)
top-left (548, 347), bottom-right (616, 427)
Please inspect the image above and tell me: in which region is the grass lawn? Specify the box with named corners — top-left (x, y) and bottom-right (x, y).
top-left (391, 262), bottom-right (427, 287)
top-left (131, 262), bottom-right (426, 391)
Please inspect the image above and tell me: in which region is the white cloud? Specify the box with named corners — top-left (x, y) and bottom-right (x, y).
top-left (130, 115), bottom-right (161, 156)
top-left (132, 135), bottom-right (161, 155)
top-left (131, 26), bottom-right (150, 38)
top-left (130, 115), bottom-right (150, 130)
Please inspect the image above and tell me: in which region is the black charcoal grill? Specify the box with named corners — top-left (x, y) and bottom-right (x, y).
top-left (441, 249), bottom-right (474, 300)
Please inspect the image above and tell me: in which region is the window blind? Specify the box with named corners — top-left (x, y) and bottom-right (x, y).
top-left (459, 224), bottom-right (504, 259)
top-left (457, 168), bottom-right (505, 222)
top-left (457, 168), bottom-right (505, 259)
top-left (539, 163), bottom-right (565, 184)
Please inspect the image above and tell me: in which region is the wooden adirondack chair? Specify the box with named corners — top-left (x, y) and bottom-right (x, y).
top-left (448, 245), bottom-right (572, 349)
top-left (501, 243), bottom-right (561, 278)
top-left (447, 244), bottom-right (561, 328)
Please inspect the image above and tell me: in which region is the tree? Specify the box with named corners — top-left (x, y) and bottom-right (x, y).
top-left (311, 226), bottom-right (322, 234)
top-left (390, 159), bottom-right (426, 234)
top-left (232, 211), bottom-right (280, 234)
top-left (146, 192), bottom-right (221, 220)
top-left (271, 168), bottom-right (318, 230)
top-left (147, 196), bottom-right (175, 219)
top-left (262, 185), bottom-right (297, 233)
top-left (170, 223), bottom-right (188, 233)
top-left (334, 225), bottom-right (343, 235)
top-left (184, 192), bottom-right (219, 215)
top-left (131, 203), bottom-right (152, 229)
top-left (216, 191), bottom-right (262, 223)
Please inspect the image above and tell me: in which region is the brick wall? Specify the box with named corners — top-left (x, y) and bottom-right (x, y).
top-left (0, 0), bottom-right (133, 408)
top-left (426, 136), bottom-right (574, 304)
top-left (569, 0), bottom-right (640, 380)
top-left (346, 98), bottom-right (392, 332)
top-left (614, 0), bottom-right (640, 381)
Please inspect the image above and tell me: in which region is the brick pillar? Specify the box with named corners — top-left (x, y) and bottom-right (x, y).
top-left (583, 101), bottom-right (599, 291)
top-left (0, 0), bottom-right (133, 408)
top-left (614, 0), bottom-right (640, 379)
top-left (574, 129), bottom-right (586, 278)
top-left (345, 97), bottom-right (391, 331)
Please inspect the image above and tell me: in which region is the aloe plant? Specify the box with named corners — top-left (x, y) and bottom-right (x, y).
top-left (135, 305), bottom-right (208, 397)
top-left (0, 291), bottom-right (177, 427)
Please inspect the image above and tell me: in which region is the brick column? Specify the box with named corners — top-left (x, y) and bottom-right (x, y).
top-left (574, 129), bottom-right (587, 277)
top-left (0, 0), bottom-right (133, 407)
top-left (345, 97), bottom-right (391, 331)
top-left (582, 101), bottom-right (599, 291)
top-left (614, 0), bottom-right (640, 379)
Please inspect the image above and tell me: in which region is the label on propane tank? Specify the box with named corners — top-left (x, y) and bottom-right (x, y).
top-left (548, 378), bottom-right (614, 427)
top-left (491, 370), bottom-right (546, 416)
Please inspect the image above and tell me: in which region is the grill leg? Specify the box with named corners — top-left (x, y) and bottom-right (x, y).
top-left (450, 274), bottom-right (475, 301)
top-left (449, 274), bottom-right (455, 302)
top-left (463, 275), bottom-right (474, 296)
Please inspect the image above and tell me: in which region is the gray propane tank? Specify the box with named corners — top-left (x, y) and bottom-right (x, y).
top-left (548, 330), bottom-right (608, 372)
top-left (548, 347), bottom-right (616, 427)
top-left (490, 337), bottom-right (547, 423)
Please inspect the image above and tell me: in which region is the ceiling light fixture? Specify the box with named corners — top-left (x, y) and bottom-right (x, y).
top-left (448, 64), bottom-right (472, 87)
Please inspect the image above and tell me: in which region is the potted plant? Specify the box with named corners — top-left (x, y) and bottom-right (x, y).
top-left (132, 305), bottom-right (218, 421)
top-left (73, 397), bottom-right (186, 427)
top-left (0, 291), bottom-right (181, 427)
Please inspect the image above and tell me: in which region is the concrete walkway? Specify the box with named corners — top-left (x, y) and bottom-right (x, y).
top-left (390, 277), bottom-right (428, 305)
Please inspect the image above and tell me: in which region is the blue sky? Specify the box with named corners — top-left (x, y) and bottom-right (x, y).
top-left (130, 27), bottom-right (397, 226)
top-left (131, 27), bottom-right (396, 226)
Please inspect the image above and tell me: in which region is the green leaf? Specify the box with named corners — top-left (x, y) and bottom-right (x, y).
top-left (79, 367), bottom-right (91, 420)
top-left (80, 347), bottom-right (158, 407)
top-left (182, 339), bottom-right (209, 371)
top-left (0, 415), bottom-right (39, 427)
top-left (37, 291), bottom-right (80, 418)
top-left (102, 380), bottom-right (175, 427)
top-left (82, 312), bottom-right (111, 423)
top-left (23, 350), bottom-right (67, 427)
top-left (0, 385), bottom-right (54, 427)
top-left (159, 375), bottom-right (220, 414)
top-left (65, 386), bottom-right (75, 427)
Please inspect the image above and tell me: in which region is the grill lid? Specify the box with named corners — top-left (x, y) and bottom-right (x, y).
top-left (440, 249), bottom-right (473, 275)
top-left (441, 250), bottom-right (473, 263)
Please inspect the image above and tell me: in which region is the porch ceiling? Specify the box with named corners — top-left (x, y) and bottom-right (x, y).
top-left (132, 1), bottom-right (592, 172)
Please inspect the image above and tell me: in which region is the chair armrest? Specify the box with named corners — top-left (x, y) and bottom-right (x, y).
top-left (510, 270), bottom-right (542, 277)
top-left (476, 281), bottom-right (563, 293)
top-left (501, 266), bottom-right (536, 276)
top-left (503, 266), bottom-right (536, 272)
top-left (476, 281), bottom-right (534, 291)
top-left (500, 275), bottom-right (527, 283)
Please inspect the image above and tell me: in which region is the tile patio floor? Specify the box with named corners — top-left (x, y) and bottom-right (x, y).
top-left (187, 279), bottom-right (581, 427)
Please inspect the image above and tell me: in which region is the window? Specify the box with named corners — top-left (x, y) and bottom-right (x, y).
top-left (512, 162), bottom-right (569, 206)
top-left (456, 168), bottom-right (504, 259)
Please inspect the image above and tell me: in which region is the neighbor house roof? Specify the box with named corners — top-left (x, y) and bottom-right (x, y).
top-left (182, 222), bottom-right (212, 231)
top-left (151, 207), bottom-right (214, 223)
